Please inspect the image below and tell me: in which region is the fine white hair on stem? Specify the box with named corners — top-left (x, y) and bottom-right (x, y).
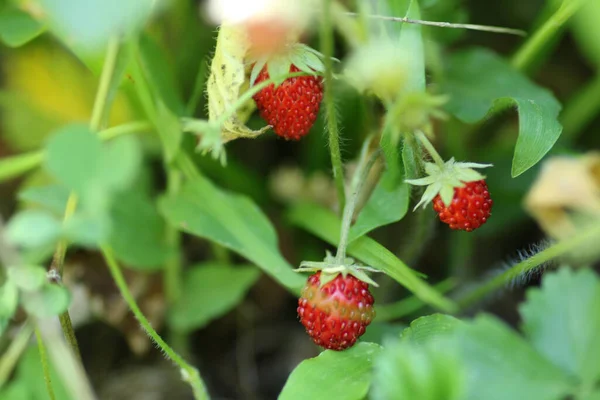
top-left (344, 12), bottom-right (527, 37)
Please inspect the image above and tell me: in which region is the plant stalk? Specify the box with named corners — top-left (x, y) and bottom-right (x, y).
top-left (321, 0), bottom-right (346, 214)
top-left (101, 245), bottom-right (209, 399)
top-left (35, 327), bottom-right (56, 400)
top-left (415, 130), bottom-right (445, 167)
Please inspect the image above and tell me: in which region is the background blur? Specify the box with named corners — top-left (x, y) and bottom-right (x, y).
top-left (0, 0), bottom-right (599, 399)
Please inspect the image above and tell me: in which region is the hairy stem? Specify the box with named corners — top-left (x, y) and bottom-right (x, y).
top-left (335, 142), bottom-right (382, 263)
top-left (457, 223), bottom-right (600, 309)
top-left (101, 245), bottom-right (209, 399)
top-left (35, 328), bottom-right (56, 400)
top-left (49, 36), bottom-right (122, 360)
top-left (321, 0), bottom-right (346, 214)
top-left (415, 130), bottom-right (445, 167)
top-left (511, 0), bottom-right (583, 72)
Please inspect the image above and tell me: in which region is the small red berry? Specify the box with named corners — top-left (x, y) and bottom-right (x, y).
top-left (297, 272), bottom-right (375, 351)
top-left (432, 179), bottom-right (493, 232)
top-left (253, 65), bottom-right (323, 140)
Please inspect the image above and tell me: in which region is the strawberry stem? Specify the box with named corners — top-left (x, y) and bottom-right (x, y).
top-left (335, 138), bottom-right (382, 264)
top-left (320, 0), bottom-right (346, 214)
top-left (415, 130), bottom-right (445, 167)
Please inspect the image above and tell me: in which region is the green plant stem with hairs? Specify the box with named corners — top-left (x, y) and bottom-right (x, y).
top-left (35, 328), bottom-right (56, 400)
top-left (457, 223), bottom-right (600, 309)
top-left (101, 245), bottom-right (209, 400)
top-left (321, 0), bottom-right (346, 214)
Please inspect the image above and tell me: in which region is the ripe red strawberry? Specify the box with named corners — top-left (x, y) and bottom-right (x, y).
top-left (297, 271), bottom-right (375, 351)
top-left (432, 179), bottom-right (492, 232)
top-left (252, 64), bottom-right (323, 140)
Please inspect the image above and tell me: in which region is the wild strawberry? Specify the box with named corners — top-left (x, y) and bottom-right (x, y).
top-left (249, 43), bottom-right (327, 140)
top-left (252, 65), bottom-right (323, 140)
top-left (432, 179), bottom-right (493, 232)
top-left (405, 132), bottom-right (493, 232)
top-left (297, 271), bottom-right (375, 351)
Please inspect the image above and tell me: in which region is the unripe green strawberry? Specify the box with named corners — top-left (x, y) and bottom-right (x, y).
top-left (297, 271), bottom-right (375, 351)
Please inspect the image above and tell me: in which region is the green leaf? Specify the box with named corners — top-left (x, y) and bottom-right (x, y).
top-left (0, 281), bottom-right (19, 318)
top-left (44, 125), bottom-right (141, 202)
top-left (22, 284), bottom-right (70, 317)
top-left (159, 176), bottom-right (305, 292)
top-left (0, 7), bottom-right (45, 47)
top-left (456, 315), bottom-right (574, 400)
top-left (520, 268), bottom-right (600, 385)
top-left (44, 124), bottom-right (103, 193)
top-left (371, 338), bottom-right (465, 400)
top-left (7, 265), bottom-right (47, 291)
top-left (18, 184), bottom-right (70, 215)
top-left (442, 48), bottom-right (562, 177)
top-left (287, 202), bottom-right (457, 312)
top-left (361, 322), bottom-right (406, 345)
top-left (138, 34), bottom-right (185, 115)
top-left (98, 136), bottom-right (143, 191)
top-left (63, 213), bottom-right (111, 248)
top-left (349, 177), bottom-right (409, 241)
top-left (110, 191), bottom-right (172, 270)
top-left (168, 264), bottom-right (260, 332)
top-left (5, 210), bottom-right (61, 248)
top-left (38, 0), bottom-right (152, 51)
top-left (401, 314), bottom-right (462, 345)
top-left (280, 343), bottom-right (382, 400)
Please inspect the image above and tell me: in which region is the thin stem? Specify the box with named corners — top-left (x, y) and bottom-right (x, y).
top-left (165, 169), bottom-right (183, 305)
top-left (344, 12), bottom-right (526, 36)
top-left (376, 279), bottom-right (456, 322)
top-left (186, 60), bottom-right (208, 117)
top-left (35, 328), bottom-right (56, 400)
top-left (90, 37), bottom-right (121, 131)
top-left (49, 36), bottom-right (122, 360)
top-left (101, 245), bottom-right (209, 400)
top-left (98, 120), bottom-right (153, 141)
top-left (560, 73), bottom-right (600, 141)
top-left (415, 131), bottom-right (445, 167)
top-left (457, 223), bottom-right (600, 309)
top-left (335, 145), bottom-right (382, 263)
top-left (0, 321), bottom-right (34, 388)
top-left (511, 0), bottom-right (582, 72)
top-left (321, 0), bottom-right (346, 214)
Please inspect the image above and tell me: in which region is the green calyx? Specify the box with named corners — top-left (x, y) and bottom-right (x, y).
top-left (406, 158), bottom-right (493, 210)
top-left (249, 43), bottom-right (328, 86)
top-left (295, 251), bottom-right (381, 287)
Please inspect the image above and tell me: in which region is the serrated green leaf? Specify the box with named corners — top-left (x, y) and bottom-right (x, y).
top-left (5, 210), bottom-right (61, 248)
top-left (44, 124), bottom-right (103, 193)
top-left (402, 314), bottom-right (462, 345)
top-left (159, 175), bottom-right (305, 292)
top-left (18, 184), bottom-right (70, 215)
top-left (520, 268), bottom-right (600, 385)
top-left (109, 191), bottom-right (172, 270)
top-left (456, 315), bottom-right (574, 400)
top-left (371, 338), bottom-right (464, 400)
top-left (22, 284), bottom-right (70, 317)
top-left (287, 202), bottom-right (457, 313)
top-left (168, 264), bottom-right (260, 332)
top-left (0, 8), bottom-right (45, 47)
top-left (280, 343), bottom-right (382, 400)
top-left (442, 48), bottom-right (562, 177)
top-left (0, 281), bottom-right (19, 318)
top-left (7, 265), bottom-right (46, 291)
